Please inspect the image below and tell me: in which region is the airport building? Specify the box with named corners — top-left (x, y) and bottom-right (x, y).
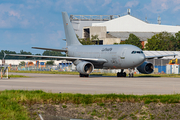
top-left (71, 10), bottom-right (180, 47)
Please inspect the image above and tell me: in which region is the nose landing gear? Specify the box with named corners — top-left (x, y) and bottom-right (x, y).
top-left (128, 68), bottom-right (134, 78)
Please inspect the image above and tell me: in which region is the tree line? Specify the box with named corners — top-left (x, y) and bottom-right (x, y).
top-left (114, 31), bottom-right (180, 51)
top-left (77, 31), bottom-right (180, 51)
top-left (145, 31), bottom-right (180, 51)
top-left (0, 50), bottom-right (65, 59)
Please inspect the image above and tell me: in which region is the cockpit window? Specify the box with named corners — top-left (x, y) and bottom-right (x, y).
top-left (131, 51), bottom-right (143, 54)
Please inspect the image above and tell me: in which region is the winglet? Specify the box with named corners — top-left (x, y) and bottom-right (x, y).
top-left (3, 52), bottom-right (7, 59)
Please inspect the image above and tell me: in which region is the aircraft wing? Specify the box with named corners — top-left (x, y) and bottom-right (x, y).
top-left (32, 47), bottom-right (67, 52)
top-left (145, 54), bottom-right (177, 59)
top-left (6, 54), bottom-right (107, 63)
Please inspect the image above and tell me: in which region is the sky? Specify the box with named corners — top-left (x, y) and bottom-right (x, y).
top-left (1, 0), bottom-right (180, 54)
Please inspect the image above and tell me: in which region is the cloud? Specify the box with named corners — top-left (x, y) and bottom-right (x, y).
top-left (54, 0), bottom-right (81, 13)
top-left (173, 0), bottom-right (180, 4)
top-left (172, 0), bottom-right (180, 12)
top-left (102, 0), bottom-right (112, 6)
top-left (125, 1), bottom-right (139, 8)
top-left (0, 3), bottom-right (24, 28)
top-left (173, 6), bottom-right (180, 12)
top-left (46, 31), bottom-right (64, 47)
top-left (21, 19), bottom-right (29, 27)
top-left (9, 11), bottom-right (21, 19)
top-left (144, 0), bottom-right (169, 13)
top-left (107, 2), bottom-right (125, 15)
top-left (144, 0), bottom-right (180, 13)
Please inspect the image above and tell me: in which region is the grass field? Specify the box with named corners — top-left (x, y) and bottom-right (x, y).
top-left (10, 70), bottom-right (180, 77)
top-left (1, 90), bottom-right (180, 119)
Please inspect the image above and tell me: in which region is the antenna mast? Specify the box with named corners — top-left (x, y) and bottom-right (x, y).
top-left (158, 15), bottom-right (161, 25)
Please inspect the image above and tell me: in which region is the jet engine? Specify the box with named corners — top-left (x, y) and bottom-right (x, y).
top-left (137, 61), bottom-right (154, 74)
top-left (76, 61), bottom-right (94, 74)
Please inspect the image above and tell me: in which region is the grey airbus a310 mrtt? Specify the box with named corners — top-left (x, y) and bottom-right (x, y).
top-left (6, 12), bottom-right (176, 77)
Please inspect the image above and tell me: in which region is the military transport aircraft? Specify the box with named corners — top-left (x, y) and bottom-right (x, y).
top-left (6, 12), bottom-right (176, 77)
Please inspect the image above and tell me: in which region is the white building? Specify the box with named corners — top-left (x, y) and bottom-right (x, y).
top-left (92, 15), bottom-right (180, 33)
top-left (71, 12), bottom-right (180, 47)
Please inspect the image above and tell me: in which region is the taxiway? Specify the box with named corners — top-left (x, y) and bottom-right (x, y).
top-left (0, 73), bottom-right (180, 95)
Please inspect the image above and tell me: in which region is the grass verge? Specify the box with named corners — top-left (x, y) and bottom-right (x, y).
top-left (2, 74), bottom-right (29, 78)
top-left (10, 70), bottom-right (180, 77)
top-left (1, 90), bottom-right (180, 119)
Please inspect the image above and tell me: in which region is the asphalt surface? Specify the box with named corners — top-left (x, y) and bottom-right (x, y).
top-left (0, 73), bottom-right (180, 95)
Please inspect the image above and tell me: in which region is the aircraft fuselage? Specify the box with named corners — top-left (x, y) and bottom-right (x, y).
top-left (68, 44), bottom-right (145, 69)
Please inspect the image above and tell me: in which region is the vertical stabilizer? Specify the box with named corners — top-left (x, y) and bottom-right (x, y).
top-left (62, 12), bottom-right (82, 46)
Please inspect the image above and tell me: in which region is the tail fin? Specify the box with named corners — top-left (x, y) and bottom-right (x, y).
top-left (62, 12), bottom-right (82, 46)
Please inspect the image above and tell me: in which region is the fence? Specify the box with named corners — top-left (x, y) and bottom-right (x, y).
top-left (9, 64), bottom-right (180, 74)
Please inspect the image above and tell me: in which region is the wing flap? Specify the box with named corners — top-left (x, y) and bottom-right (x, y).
top-left (32, 47), bottom-right (67, 52)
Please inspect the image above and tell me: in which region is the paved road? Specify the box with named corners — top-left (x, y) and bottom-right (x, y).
top-left (0, 73), bottom-right (180, 95)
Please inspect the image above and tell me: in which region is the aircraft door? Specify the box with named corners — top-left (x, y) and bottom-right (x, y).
top-left (119, 48), bottom-right (127, 67)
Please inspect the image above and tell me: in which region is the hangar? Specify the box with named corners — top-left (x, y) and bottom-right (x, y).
top-left (71, 10), bottom-right (180, 47)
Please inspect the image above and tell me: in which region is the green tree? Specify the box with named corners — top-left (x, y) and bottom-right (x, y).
top-left (46, 60), bottom-right (54, 65)
top-left (42, 50), bottom-right (65, 56)
top-left (113, 43), bottom-right (119, 45)
top-left (167, 35), bottom-right (177, 51)
top-left (77, 35), bottom-right (99, 45)
top-left (120, 34), bottom-right (142, 49)
top-left (19, 61), bottom-right (25, 66)
top-left (145, 32), bottom-right (175, 51)
top-left (20, 50), bottom-right (32, 55)
top-left (175, 31), bottom-right (180, 50)
top-left (118, 41), bottom-right (126, 44)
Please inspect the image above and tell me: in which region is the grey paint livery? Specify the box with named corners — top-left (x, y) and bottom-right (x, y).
top-left (67, 45), bottom-right (145, 69)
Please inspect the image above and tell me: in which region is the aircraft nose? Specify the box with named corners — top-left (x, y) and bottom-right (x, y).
top-left (139, 54), bottom-right (145, 62)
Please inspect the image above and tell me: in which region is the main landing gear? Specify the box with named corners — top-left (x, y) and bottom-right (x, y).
top-left (79, 73), bottom-right (89, 77)
top-left (117, 69), bottom-right (126, 77)
top-left (129, 73), bottom-right (134, 77)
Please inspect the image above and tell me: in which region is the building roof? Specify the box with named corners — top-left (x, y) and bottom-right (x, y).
top-left (108, 32), bottom-right (159, 41)
top-left (92, 15), bottom-right (180, 33)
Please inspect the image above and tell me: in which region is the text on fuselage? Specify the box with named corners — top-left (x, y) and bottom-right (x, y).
top-left (101, 48), bottom-right (112, 51)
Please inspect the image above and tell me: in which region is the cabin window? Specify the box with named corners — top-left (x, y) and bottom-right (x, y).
top-left (131, 51), bottom-right (143, 54)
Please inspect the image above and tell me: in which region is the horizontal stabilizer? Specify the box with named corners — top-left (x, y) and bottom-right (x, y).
top-left (32, 47), bottom-right (67, 52)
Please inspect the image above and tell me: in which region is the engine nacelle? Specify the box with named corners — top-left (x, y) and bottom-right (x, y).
top-left (76, 61), bottom-right (94, 74)
top-left (137, 61), bottom-right (154, 74)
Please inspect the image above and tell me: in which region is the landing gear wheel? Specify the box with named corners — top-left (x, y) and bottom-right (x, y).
top-left (117, 71), bottom-right (126, 77)
top-left (117, 72), bottom-right (120, 77)
top-left (129, 73), bottom-right (134, 77)
top-left (79, 74), bottom-right (89, 77)
top-left (123, 72), bottom-right (126, 77)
